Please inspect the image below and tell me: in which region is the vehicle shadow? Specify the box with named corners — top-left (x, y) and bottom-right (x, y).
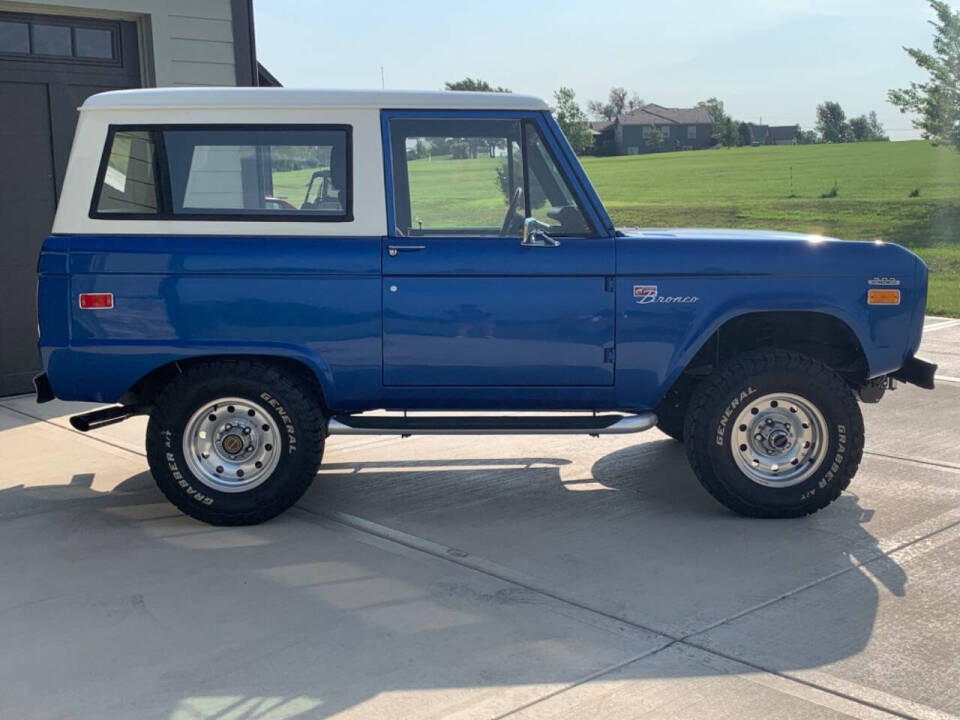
top-left (0, 440), bottom-right (909, 719)
top-left (310, 436), bottom-right (906, 647)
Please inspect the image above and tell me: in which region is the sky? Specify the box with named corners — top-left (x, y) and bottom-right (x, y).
top-left (253, 0), bottom-right (954, 140)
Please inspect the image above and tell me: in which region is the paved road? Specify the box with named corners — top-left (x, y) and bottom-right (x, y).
top-left (1, 318), bottom-right (958, 719)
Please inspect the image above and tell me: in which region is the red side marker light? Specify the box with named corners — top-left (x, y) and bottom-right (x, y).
top-left (79, 293), bottom-right (114, 309)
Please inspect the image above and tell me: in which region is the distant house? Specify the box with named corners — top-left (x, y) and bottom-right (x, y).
top-left (592, 103), bottom-right (714, 155)
top-left (748, 124), bottom-right (799, 146)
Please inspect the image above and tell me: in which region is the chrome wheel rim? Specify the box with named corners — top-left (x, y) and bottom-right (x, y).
top-left (730, 392), bottom-right (828, 488)
top-left (182, 397), bottom-right (281, 493)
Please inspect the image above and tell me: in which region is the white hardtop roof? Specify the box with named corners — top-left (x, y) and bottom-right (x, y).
top-left (81, 87), bottom-right (549, 112)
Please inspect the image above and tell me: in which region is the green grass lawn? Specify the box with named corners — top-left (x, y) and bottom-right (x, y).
top-left (581, 141), bottom-right (960, 316)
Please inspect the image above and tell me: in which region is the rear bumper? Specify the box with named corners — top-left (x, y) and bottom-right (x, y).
top-left (892, 356), bottom-right (937, 390)
top-left (33, 373), bottom-right (54, 403)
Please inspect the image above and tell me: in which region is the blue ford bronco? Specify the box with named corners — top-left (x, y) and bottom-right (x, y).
top-left (35, 88), bottom-right (936, 525)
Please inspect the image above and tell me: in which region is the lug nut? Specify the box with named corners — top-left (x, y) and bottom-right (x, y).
top-left (242, 427), bottom-right (251, 435)
top-left (215, 466), bottom-right (224, 474)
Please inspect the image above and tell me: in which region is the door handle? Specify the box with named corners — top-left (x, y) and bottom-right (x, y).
top-left (388, 245), bottom-right (426, 257)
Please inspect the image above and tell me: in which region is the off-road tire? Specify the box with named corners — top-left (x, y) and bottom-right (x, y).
top-left (684, 349), bottom-right (863, 518)
top-left (146, 359), bottom-right (325, 525)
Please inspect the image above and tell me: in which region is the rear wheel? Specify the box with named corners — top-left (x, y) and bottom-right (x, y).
top-left (146, 360), bottom-right (325, 525)
top-left (684, 349), bottom-right (863, 518)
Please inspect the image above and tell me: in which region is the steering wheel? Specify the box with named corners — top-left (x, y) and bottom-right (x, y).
top-left (500, 186), bottom-right (524, 236)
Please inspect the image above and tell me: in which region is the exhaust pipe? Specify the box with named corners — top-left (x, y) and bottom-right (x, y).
top-left (69, 404), bottom-right (147, 432)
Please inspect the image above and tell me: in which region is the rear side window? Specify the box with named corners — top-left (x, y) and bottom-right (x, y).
top-left (91, 125), bottom-right (352, 221)
top-left (95, 130), bottom-right (159, 215)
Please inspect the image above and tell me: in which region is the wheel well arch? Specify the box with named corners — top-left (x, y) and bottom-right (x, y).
top-left (694, 311), bottom-right (867, 376)
top-left (658, 311), bottom-right (869, 414)
top-left (119, 354), bottom-right (329, 412)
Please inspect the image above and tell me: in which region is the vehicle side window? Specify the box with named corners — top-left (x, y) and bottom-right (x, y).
top-left (94, 130), bottom-right (159, 215)
top-left (388, 117), bottom-right (593, 237)
top-left (91, 125), bottom-right (352, 221)
top-left (389, 118), bottom-right (524, 236)
top-left (523, 121), bottom-right (591, 236)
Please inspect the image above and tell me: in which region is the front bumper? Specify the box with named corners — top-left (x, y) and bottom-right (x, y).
top-left (892, 356), bottom-right (937, 390)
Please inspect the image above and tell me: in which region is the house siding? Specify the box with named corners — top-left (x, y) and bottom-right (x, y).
top-left (0, 0), bottom-right (243, 86)
top-left (620, 123), bottom-right (712, 154)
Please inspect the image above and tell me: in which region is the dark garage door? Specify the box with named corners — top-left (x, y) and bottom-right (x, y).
top-left (0, 12), bottom-right (140, 395)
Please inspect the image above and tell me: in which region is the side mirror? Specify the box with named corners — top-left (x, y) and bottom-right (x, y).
top-left (522, 217), bottom-right (561, 248)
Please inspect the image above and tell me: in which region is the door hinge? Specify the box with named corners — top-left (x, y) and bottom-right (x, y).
top-left (604, 347), bottom-right (615, 363)
top-left (604, 276), bottom-right (615, 292)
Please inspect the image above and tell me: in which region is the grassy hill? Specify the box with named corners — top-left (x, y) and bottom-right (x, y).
top-left (581, 141), bottom-right (960, 316)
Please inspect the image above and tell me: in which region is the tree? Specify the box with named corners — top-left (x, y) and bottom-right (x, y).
top-left (697, 97), bottom-right (726, 125)
top-left (816, 101), bottom-right (849, 143)
top-left (738, 122), bottom-right (754, 146)
top-left (794, 127), bottom-right (819, 145)
top-left (444, 78), bottom-right (510, 93)
top-left (697, 97), bottom-right (728, 146)
top-left (867, 111), bottom-right (890, 141)
top-left (719, 116), bottom-right (739, 148)
top-left (552, 87), bottom-right (594, 154)
top-left (845, 111), bottom-right (890, 142)
top-left (608, 87), bottom-right (628, 118)
top-left (647, 126), bottom-right (663, 151)
top-left (889, 1), bottom-right (960, 151)
top-left (627, 93), bottom-right (645, 112)
top-left (587, 99), bottom-right (617, 123)
top-left (849, 115), bottom-right (870, 141)
top-left (588, 87), bottom-right (642, 123)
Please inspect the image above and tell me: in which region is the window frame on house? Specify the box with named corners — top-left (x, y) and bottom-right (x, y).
top-left (687, 125), bottom-right (698, 140)
top-left (0, 11), bottom-right (121, 65)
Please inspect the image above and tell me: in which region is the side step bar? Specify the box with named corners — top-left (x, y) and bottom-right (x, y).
top-left (327, 412), bottom-right (658, 436)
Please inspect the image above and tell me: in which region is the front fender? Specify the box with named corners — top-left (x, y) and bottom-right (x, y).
top-left (614, 276), bottom-right (913, 409)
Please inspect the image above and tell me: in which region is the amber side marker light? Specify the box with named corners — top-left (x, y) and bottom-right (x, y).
top-left (867, 289), bottom-right (901, 306)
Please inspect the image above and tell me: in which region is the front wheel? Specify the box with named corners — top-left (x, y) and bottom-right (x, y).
top-left (684, 350), bottom-right (864, 518)
top-left (146, 360), bottom-right (325, 525)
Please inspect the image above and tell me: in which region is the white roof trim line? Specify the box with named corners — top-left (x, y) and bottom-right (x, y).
top-left (82, 88), bottom-right (550, 112)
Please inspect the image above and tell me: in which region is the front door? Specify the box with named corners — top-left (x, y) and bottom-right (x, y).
top-left (382, 113), bottom-right (614, 387)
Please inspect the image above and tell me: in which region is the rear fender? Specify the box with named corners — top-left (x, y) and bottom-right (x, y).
top-left (64, 344), bottom-right (337, 406)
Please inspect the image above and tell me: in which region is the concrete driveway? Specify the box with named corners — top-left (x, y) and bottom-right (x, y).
top-left (1, 317), bottom-right (958, 719)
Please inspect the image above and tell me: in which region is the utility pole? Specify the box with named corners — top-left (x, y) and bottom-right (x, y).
top-left (380, 66), bottom-right (385, 89)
